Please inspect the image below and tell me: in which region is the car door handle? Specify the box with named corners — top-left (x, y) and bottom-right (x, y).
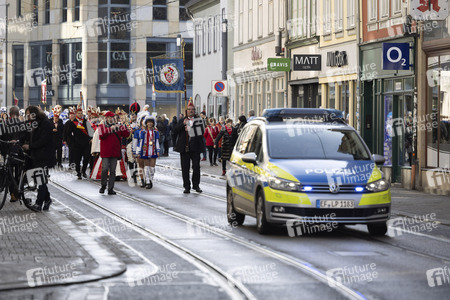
top-left (242, 165), bottom-right (247, 169)
top-left (231, 160), bottom-right (236, 165)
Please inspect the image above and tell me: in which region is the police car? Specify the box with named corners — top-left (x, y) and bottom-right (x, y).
top-left (226, 108), bottom-right (390, 236)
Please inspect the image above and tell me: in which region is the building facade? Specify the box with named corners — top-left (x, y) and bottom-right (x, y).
top-left (7, 0), bottom-right (193, 117)
top-left (360, 0), bottom-right (416, 187)
top-left (231, 0), bottom-right (286, 119)
top-left (186, 0), bottom-right (229, 117)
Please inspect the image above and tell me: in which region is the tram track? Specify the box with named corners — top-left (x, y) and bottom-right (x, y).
top-left (49, 176), bottom-right (366, 300)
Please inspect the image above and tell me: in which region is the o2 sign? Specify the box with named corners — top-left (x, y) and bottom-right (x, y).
top-left (383, 43), bottom-right (410, 70)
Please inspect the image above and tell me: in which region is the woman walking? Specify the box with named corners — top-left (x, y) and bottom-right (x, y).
top-left (204, 118), bottom-right (219, 166)
top-left (24, 106), bottom-right (55, 212)
top-left (214, 118), bottom-right (238, 176)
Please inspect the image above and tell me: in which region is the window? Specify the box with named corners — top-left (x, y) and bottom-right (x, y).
top-left (60, 42), bottom-right (82, 85)
top-left (208, 18), bottom-right (212, 54)
top-left (110, 7), bottom-right (131, 39)
top-left (311, 0), bottom-right (317, 35)
top-left (179, 0), bottom-right (189, 21)
top-left (380, 0), bottom-right (389, 18)
top-left (328, 84), bottom-right (336, 108)
top-left (153, 0), bottom-right (167, 20)
top-left (185, 41), bottom-right (193, 85)
top-left (202, 21), bottom-right (206, 55)
top-left (238, 0), bottom-right (243, 43)
top-left (393, 0), bottom-right (402, 14)
top-left (17, 0), bottom-right (22, 17)
top-left (258, 0), bottom-right (263, 37)
top-left (14, 47), bottom-right (24, 88)
top-left (62, 0), bottom-right (67, 22)
top-left (216, 16), bottom-right (221, 49)
top-left (324, 0), bottom-right (331, 34)
top-left (278, 0), bottom-right (284, 30)
top-left (110, 43), bottom-right (129, 69)
top-left (248, 0), bottom-right (253, 41)
top-left (369, 0), bottom-right (377, 21)
top-left (347, 0), bottom-right (355, 28)
top-left (74, 0), bottom-right (80, 21)
top-left (33, 0), bottom-right (38, 25)
top-left (195, 23), bottom-right (201, 57)
top-left (335, 0), bottom-right (343, 31)
top-left (147, 42), bottom-right (167, 64)
top-left (268, 0), bottom-right (274, 34)
top-left (213, 16), bottom-right (217, 52)
top-left (29, 44), bottom-right (52, 87)
top-left (45, 0), bottom-right (50, 24)
top-left (426, 55), bottom-right (450, 168)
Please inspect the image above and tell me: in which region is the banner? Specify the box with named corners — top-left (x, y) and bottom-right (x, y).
top-left (151, 58), bottom-right (184, 93)
top-left (41, 79), bottom-right (47, 104)
top-left (13, 91), bottom-right (19, 106)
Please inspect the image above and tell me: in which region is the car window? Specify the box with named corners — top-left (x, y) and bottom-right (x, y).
top-left (267, 128), bottom-right (371, 160)
top-left (237, 125), bottom-right (257, 154)
top-left (246, 128), bottom-right (263, 160)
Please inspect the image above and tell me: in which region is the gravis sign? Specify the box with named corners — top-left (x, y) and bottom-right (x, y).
top-left (267, 58), bottom-right (291, 72)
top-left (293, 55), bottom-right (321, 71)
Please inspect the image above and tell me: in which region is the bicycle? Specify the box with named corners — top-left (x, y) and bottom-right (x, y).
top-left (0, 139), bottom-right (37, 211)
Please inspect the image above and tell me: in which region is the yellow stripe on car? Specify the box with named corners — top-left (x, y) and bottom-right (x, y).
top-left (264, 187), bottom-right (312, 205)
top-left (359, 190), bottom-right (391, 205)
top-left (367, 165), bottom-right (383, 183)
top-left (266, 162), bottom-right (299, 182)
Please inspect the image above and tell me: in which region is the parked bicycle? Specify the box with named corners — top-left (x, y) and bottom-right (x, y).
top-left (0, 139), bottom-right (37, 211)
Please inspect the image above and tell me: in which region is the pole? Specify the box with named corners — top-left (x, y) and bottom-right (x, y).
top-left (182, 38), bottom-right (187, 110)
top-left (5, 3), bottom-right (9, 107)
top-left (222, 19), bottom-right (228, 117)
top-left (176, 34), bottom-right (181, 118)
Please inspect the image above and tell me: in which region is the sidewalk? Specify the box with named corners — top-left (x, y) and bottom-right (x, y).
top-left (0, 198), bottom-right (125, 291)
top-left (159, 149), bottom-right (450, 225)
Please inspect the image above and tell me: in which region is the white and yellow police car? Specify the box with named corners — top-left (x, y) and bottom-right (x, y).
top-left (226, 108), bottom-right (390, 235)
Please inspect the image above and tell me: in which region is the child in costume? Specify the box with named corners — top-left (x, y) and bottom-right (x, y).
top-left (135, 115), bottom-right (160, 189)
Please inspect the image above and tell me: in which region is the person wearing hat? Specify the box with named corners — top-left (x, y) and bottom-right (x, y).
top-left (135, 115), bottom-right (160, 189)
top-left (63, 107), bottom-right (76, 169)
top-left (67, 104), bottom-right (92, 179)
top-left (50, 105), bottom-right (64, 168)
top-left (98, 111), bottom-right (130, 195)
top-left (174, 99), bottom-right (205, 193)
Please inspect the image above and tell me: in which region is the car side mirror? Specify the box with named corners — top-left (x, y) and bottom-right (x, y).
top-left (372, 154), bottom-right (385, 165)
top-left (242, 152), bottom-right (257, 165)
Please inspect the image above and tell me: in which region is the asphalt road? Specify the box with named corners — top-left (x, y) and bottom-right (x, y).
top-left (3, 165), bottom-right (450, 300)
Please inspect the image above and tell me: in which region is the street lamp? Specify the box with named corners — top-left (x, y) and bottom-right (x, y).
top-left (176, 34), bottom-right (182, 118)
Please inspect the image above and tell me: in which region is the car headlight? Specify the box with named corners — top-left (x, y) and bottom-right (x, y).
top-left (268, 177), bottom-right (301, 192)
top-left (365, 179), bottom-right (390, 192)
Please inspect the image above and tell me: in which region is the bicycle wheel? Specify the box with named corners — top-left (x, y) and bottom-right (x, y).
top-left (19, 172), bottom-right (37, 209)
top-left (0, 169), bottom-right (9, 210)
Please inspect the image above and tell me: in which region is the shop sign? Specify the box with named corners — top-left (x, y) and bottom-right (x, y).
top-left (326, 51), bottom-right (348, 67)
top-left (293, 55), bottom-right (321, 71)
top-left (267, 58), bottom-right (291, 71)
top-left (251, 47), bottom-right (262, 61)
top-left (411, 0), bottom-right (449, 20)
top-left (382, 43), bottom-right (410, 70)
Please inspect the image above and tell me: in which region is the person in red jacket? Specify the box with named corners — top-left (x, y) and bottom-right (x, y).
top-left (98, 111), bottom-right (130, 195)
top-left (204, 118), bottom-right (219, 166)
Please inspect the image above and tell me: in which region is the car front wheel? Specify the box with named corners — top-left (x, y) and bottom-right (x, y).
top-left (256, 191), bottom-right (271, 234)
top-left (367, 222), bottom-right (388, 236)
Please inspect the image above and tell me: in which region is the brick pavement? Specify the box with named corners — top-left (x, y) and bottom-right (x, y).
top-left (0, 198), bottom-right (125, 291)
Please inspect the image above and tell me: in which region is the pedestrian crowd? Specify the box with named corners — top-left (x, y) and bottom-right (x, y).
top-left (0, 103), bottom-right (253, 210)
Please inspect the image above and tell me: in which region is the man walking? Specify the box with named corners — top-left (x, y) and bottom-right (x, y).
top-left (174, 101), bottom-right (205, 193)
top-left (98, 111), bottom-right (130, 195)
top-left (68, 105), bottom-right (92, 179)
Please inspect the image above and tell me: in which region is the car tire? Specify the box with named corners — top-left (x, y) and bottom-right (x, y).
top-left (256, 190), bottom-right (271, 234)
top-left (367, 222), bottom-right (388, 236)
top-left (227, 187), bottom-right (245, 226)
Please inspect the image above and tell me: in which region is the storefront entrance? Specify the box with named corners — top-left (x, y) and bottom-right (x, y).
top-left (291, 83), bottom-right (320, 108)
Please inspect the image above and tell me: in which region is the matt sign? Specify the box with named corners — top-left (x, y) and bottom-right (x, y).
top-left (293, 55), bottom-right (321, 71)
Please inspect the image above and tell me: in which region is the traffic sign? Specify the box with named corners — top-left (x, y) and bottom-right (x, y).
top-left (211, 80), bottom-right (228, 96)
top-left (383, 43), bottom-right (410, 70)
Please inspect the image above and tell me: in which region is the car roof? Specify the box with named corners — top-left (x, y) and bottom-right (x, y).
top-left (247, 118), bottom-right (356, 131)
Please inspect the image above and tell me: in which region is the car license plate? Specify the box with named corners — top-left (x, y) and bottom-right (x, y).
top-left (319, 200), bottom-right (354, 208)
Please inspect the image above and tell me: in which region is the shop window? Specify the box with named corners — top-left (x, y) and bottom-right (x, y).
top-left (341, 82), bottom-right (350, 122)
top-left (328, 85), bottom-right (336, 109)
top-left (427, 55), bottom-right (450, 168)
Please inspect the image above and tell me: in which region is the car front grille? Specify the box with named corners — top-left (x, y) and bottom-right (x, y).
top-left (283, 207), bottom-right (390, 218)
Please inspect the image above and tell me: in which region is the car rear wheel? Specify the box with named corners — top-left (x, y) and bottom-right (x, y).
top-left (227, 187), bottom-right (245, 226)
top-left (367, 222), bottom-right (388, 236)
top-left (256, 191), bottom-right (271, 234)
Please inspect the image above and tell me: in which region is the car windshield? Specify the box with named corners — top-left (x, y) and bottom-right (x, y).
top-left (267, 127), bottom-right (371, 160)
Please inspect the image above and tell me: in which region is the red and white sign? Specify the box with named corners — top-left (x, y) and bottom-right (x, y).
top-left (211, 80), bottom-right (228, 96)
top-left (41, 79), bottom-right (47, 104)
top-left (411, 0), bottom-right (449, 20)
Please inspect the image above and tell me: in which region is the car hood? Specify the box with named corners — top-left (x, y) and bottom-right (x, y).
top-left (269, 159), bottom-right (378, 185)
